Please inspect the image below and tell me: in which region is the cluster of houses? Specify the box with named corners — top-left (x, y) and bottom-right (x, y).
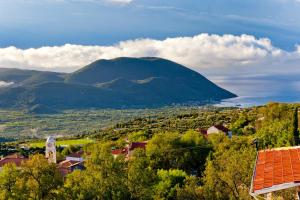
top-left (0, 136), bottom-right (150, 176)
top-left (111, 125), bottom-right (232, 159)
top-left (0, 137), bottom-right (85, 176)
top-left (0, 124), bottom-right (232, 176)
top-left (4, 125), bottom-right (300, 198)
top-left (0, 153), bottom-right (28, 171)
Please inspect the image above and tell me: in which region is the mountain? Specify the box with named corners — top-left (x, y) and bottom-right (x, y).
top-left (0, 68), bottom-right (65, 86)
top-left (0, 57), bottom-right (236, 110)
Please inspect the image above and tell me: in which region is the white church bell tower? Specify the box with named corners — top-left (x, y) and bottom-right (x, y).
top-left (45, 136), bottom-right (56, 163)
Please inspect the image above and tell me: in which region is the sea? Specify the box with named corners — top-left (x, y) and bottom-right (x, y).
top-left (211, 74), bottom-right (300, 108)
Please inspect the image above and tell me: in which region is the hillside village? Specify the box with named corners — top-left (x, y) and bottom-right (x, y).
top-left (0, 0), bottom-right (299, 199)
top-left (0, 124), bottom-right (231, 174)
top-left (0, 103), bottom-right (300, 199)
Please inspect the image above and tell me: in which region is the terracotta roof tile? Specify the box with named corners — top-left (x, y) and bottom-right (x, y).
top-left (59, 160), bottom-right (83, 168)
top-left (3, 153), bottom-right (24, 159)
top-left (129, 142), bottom-right (147, 151)
top-left (111, 141), bottom-right (148, 158)
top-left (58, 160), bottom-right (84, 177)
top-left (252, 146), bottom-right (300, 195)
top-left (111, 148), bottom-right (127, 155)
top-left (0, 158), bottom-right (28, 167)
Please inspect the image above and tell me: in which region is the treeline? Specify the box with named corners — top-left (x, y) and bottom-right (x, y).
top-left (229, 102), bottom-right (299, 148)
top-left (92, 102), bottom-right (298, 148)
top-left (255, 103), bottom-right (299, 148)
top-left (91, 107), bottom-right (241, 141)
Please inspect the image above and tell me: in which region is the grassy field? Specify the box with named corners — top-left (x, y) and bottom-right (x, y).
top-left (27, 138), bottom-right (95, 148)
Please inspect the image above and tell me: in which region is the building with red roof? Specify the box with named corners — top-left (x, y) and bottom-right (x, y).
top-left (0, 154), bottom-right (28, 170)
top-left (58, 160), bottom-right (85, 177)
top-left (196, 128), bottom-right (208, 137)
top-left (111, 141), bottom-right (148, 159)
top-left (3, 153), bottom-right (24, 159)
top-left (207, 125), bottom-right (229, 135)
top-left (127, 141), bottom-right (147, 157)
top-left (128, 142), bottom-right (147, 151)
top-left (250, 146), bottom-right (300, 199)
top-left (111, 148), bottom-right (128, 158)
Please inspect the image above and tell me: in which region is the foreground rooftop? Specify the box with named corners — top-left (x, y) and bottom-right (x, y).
top-left (251, 146), bottom-right (300, 196)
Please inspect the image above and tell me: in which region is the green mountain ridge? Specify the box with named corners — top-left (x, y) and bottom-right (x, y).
top-left (0, 57), bottom-right (236, 111)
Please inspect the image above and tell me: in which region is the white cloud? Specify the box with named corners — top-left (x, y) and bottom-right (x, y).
top-left (0, 81), bottom-right (14, 87)
top-left (0, 34), bottom-right (299, 75)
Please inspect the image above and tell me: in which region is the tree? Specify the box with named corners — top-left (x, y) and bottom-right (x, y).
top-left (128, 131), bottom-right (149, 142)
top-left (61, 145), bottom-right (80, 156)
top-left (176, 176), bottom-right (204, 200)
top-left (203, 136), bottom-right (256, 200)
top-left (230, 113), bottom-right (254, 136)
top-left (259, 102), bottom-right (290, 122)
top-left (146, 132), bottom-right (181, 169)
top-left (256, 120), bottom-right (294, 148)
top-left (85, 143), bottom-right (129, 199)
top-left (153, 169), bottom-right (187, 200)
top-left (180, 130), bottom-right (206, 146)
top-left (63, 170), bottom-right (96, 200)
top-left (63, 143), bottom-right (131, 200)
top-left (179, 130), bottom-right (210, 175)
top-left (127, 149), bottom-right (157, 200)
top-left (256, 103), bottom-right (296, 148)
top-left (0, 163), bottom-right (28, 200)
top-left (21, 154), bottom-right (63, 200)
top-left (293, 106), bottom-right (299, 145)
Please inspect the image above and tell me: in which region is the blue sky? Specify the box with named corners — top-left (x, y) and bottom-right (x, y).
top-left (0, 0), bottom-right (300, 50)
top-left (1, 0), bottom-right (300, 104)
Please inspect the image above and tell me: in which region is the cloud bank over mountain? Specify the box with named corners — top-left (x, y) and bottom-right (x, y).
top-left (0, 34), bottom-right (299, 75)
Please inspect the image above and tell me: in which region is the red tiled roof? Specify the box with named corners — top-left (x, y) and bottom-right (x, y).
top-left (111, 141), bottom-right (147, 158)
top-left (0, 158), bottom-right (28, 167)
top-left (129, 142), bottom-right (147, 151)
top-left (4, 153), bottom-right (24, 159)
top-left (111, 148), bottom-right (127, 155)
top-left (58, 160), bottom-right (84, 177)
top-left (59, 160), bottom-right (83, 168)
top-left (251, 146), bottom-right (300, 195)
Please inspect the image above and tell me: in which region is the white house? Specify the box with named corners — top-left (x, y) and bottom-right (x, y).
top-left (207, 125), bottom-right (229, 135)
